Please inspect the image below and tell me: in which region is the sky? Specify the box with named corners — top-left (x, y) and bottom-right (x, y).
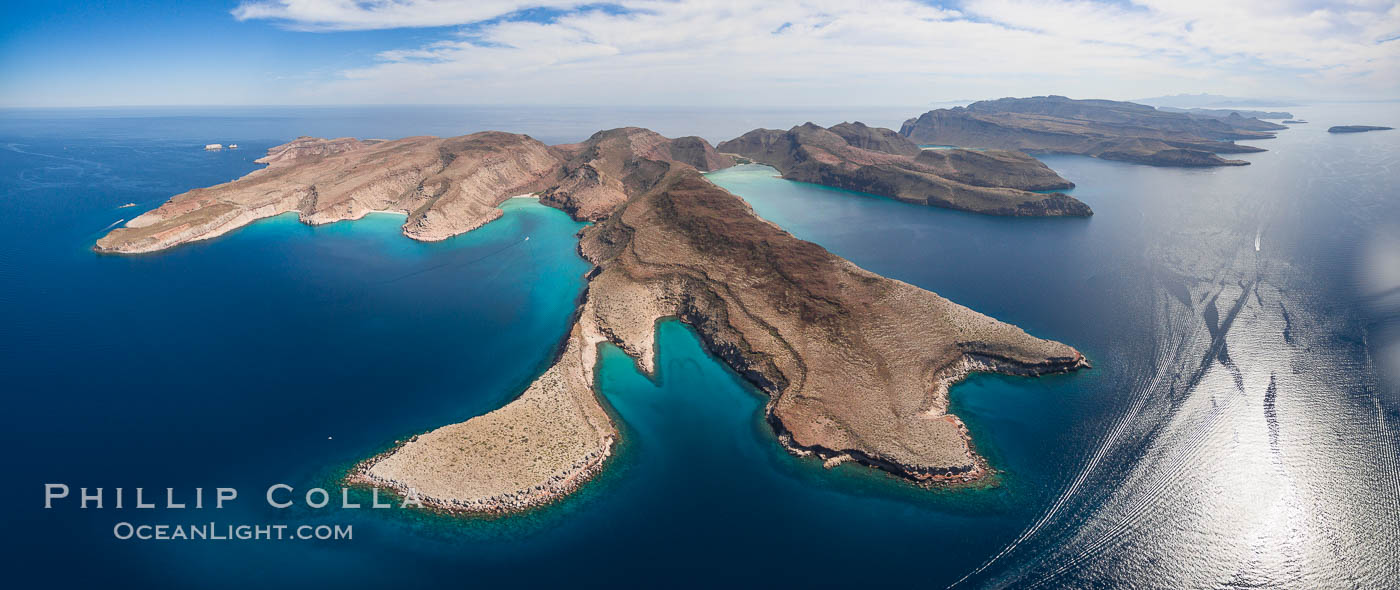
top-left (1, 0), bottom-right (1397, 107)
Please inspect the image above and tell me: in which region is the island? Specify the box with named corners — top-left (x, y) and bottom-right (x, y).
top-left (717, 122), bottom-right (1091, 217)
top-left (899, 95), bottom-right (1280, 167)
top-left (1283, 120), bottom-right (1308, 124)
top-left (99, 127), bottom-right (1089, 514)
top-left (1328, 125), bottom-right (1394, 133)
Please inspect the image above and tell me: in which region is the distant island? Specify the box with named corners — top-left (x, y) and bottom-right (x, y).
top-left (1156, 106), bottom-right (1292, 120)
top-left (717, 121), bottom-right (1091, 217)
top-left (899, 95), bottom-right (1280, 167)
top-left (97, 124), bottom-right (1089, 513)
top-left (1134, 93), bottom-right (1300, 109)
top-left (1284, 120), bottom-right (1308, 124)
top-left (1328, 125), bottom-right (1394, 134)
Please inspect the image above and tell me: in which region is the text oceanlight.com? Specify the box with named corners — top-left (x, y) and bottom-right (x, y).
top-left (113, 522), bottom-right (352, 541)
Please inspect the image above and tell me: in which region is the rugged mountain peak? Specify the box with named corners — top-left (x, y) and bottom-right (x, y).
top-left (540, 127), bottom-right (733, 221)
top-left (829, 121), bottom-right (922, 156)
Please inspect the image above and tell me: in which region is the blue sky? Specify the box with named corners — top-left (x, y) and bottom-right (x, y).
top-left (0, 1), bottom-right (458, 105)
top-left (2, 0), bottom-right (1397, 107)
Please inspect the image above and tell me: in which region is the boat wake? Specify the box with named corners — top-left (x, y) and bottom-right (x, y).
top-left (948, 273), bottom-right (1203, 588)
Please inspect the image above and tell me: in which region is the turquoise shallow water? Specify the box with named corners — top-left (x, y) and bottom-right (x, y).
top-left (3, 104), bottom-right (1399, 587)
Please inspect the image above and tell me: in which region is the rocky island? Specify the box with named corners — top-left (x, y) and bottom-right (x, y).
top-left (717, 122), bottom-right (1090, 217)
top-left (899, 95), bottom-right (1279, 167)
top-left (99, 127), bottom-right (1089, 514)
top-left (1328, 125), bottom-right (1394, 133)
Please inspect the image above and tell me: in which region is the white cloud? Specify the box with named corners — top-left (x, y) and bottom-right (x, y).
top-left (231, 0), bottom-right (590, 31)
top-left (234, 0), bottom-right (1400, 104)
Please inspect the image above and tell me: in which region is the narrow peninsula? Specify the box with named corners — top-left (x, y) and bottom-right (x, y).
top-left (99, 128), bottom-right (1090, 514)
top-left (717, 122), bottom-right (1091, 217)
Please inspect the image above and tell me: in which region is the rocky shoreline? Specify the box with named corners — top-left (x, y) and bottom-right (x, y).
top-left (345, 287), bottom-right (622, 514)
top-left (766, 338), bottom-right (1088, 485)
top-left (347, 435), bottom-right (616, 515)
top-left (345, 286), bottom-right (620, 515)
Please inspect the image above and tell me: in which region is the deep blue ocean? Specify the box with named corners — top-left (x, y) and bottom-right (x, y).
top-left (2, 104), bottom-right (1398, 588)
